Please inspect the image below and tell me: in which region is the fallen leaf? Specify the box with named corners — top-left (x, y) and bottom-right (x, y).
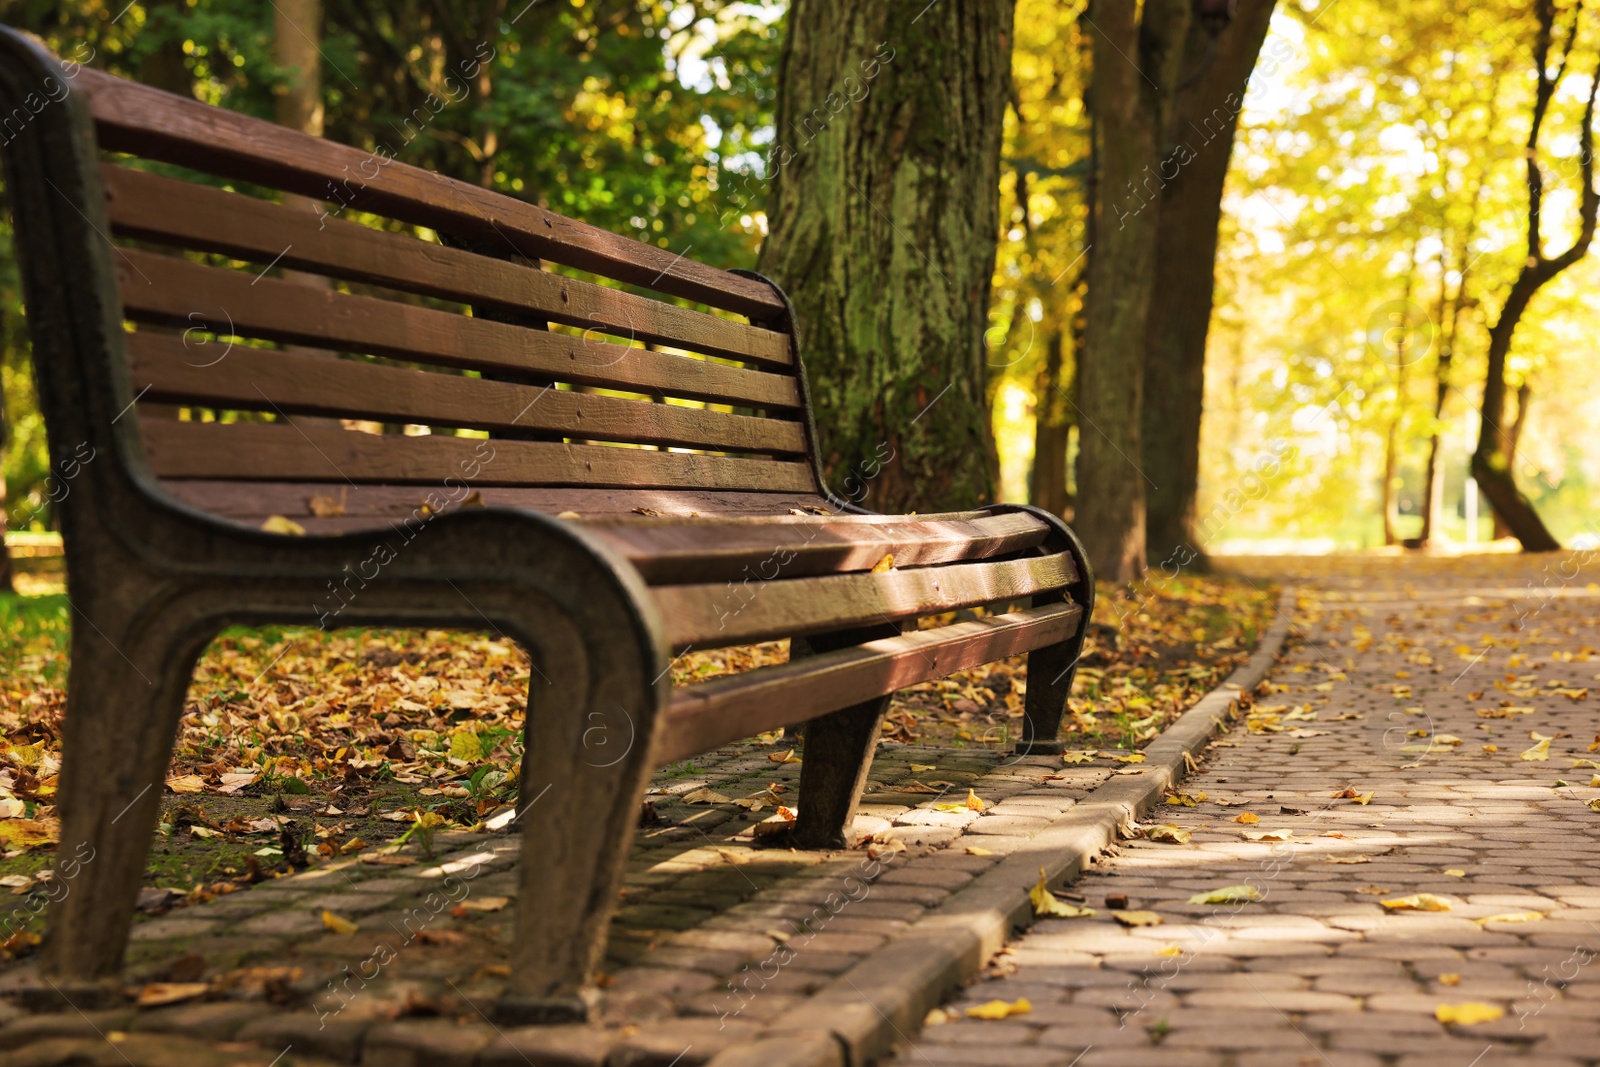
top-left (260, 515), bottom-right (306, 536)
top-left (1112, 910), bottom-right (1163, 927)
top-left (165, 774), bottom-right (205, 795)
top-left (767, 749), bottom-right (802, 764)
top-left (1189, 885), bottom-right (1264, 905)
top-left (871, 554), bottom-right (896, 573)
top-left (1444, 869), bottom-right (1465, 878)
top-left (217, 772), bottom-right (257, 795)
top-left (321, 910), bottom-right (360, 935)
top-left (681, 789), bottom-right (734, 804)
top-left (1324, 854), bottom-right (1372, 864)
top-left (1439, 973), bottom-right (1461, 986)
top-left (1146, 825), bottom-right (1192, 844)
top-left (965, 845), bottom-right (996, 856)
top-left (1381, 894), bottom-right (1452, 912)
top-left (1474, 912), bottom-right (1543, 924)
top-left (1589, 798), bottom-right (1600, 812)
top-left (966, 789), bottom-right (986, 812)
top-left (1436, 1002), bottom-right (1504, 1026)
top-left (1482, 745), bottom-right (1500, 753)
top-left (1110, 753), bottom-right (1146, 764)
top-left (1434, 735), bottom-right (1463, 746)
top-left (965, 998), bottom-right (1031, 1020)
top-left (136, 983), bottom-right (210, 1007)
top-left (1241, 828), bottom-right (1297, 842)
top-left (1354, 791), bottom-right (1375, 805)
top-left (910, 763), bottom-right (938, 772)
top-left (1155, 945), bottom-right (1183, 957)
top-left (1165, 791), bottom-right (1206, 806)
top-left (1061, 751), bottom-right (1097, 765)
top-left (1520, 739), bottom-right (1551, 762)
top-left (455, 895), bottom-right (510, 913)
top-left (1234, 812), bottom-right (1260, 824)
top-left (0, 819), bottom-right (58, 851)
top-left (1030, 869), bottom-right (1094, 919)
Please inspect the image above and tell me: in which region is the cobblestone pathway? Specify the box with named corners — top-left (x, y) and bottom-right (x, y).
top-left (905, 557), bottom-right (1600, 1067)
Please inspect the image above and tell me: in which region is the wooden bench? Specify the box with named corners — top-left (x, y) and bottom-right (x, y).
top-left (0, 28), bottom-right (1094, 1021)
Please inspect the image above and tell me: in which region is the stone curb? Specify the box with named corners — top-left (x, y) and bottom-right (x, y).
top-left (705, 587), bottom-right (1298, 1067)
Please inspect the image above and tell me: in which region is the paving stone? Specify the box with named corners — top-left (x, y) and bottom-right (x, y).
top-left (359, 1019), bottom-right (495, 1066)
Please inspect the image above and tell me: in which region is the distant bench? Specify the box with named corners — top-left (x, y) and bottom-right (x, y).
top-left (0, 27), bottom-right (1095, 1022)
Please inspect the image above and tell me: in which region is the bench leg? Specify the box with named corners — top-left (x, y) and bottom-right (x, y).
top-left (42, 593), bottom-right (208, 987)
top-left (1016, 615), bottom-right (1088, 756)
top-left (791, 624), bottom-right (900, 849)
top-left (497, 616), bottom-right (662, 1024)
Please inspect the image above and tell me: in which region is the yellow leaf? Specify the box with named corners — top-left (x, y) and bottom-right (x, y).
top-left (1111, 753), bottom-right (1146, 764)
top-left (1381, 894), bottom-right (1452, 912)
top-left (1439, 973), bottom-right (1461, 986)
top-left (1112, 910), bottom-right (1163, 927)
top-left (1482, 745), bottom-right (1499, 753)
top-left (1444, 869), bottom-right (1465, 877)
top-left (1473, 912), bottom-right (1543, 925)
top-left (448, 730), bottom-right (483, 762)
top-left (1146, 825), bottom-right (1191, 844)
top-left (0, 819), bottom-right (58, 851)
top-left (136, 983), bottom-right (210, 1007)
top-left (767, 749), bottom-right (802, 764)
top-left (322, 910), bottom-right (360, 935)
top-left (1188, 885), bottom-right (1264, 904)
top-left (1234, 812), bottom-right (1260, 824)
top-left (681, 789), bottom-right (733, 804)
top-left (871, 553), bottom-right (896, 573)
top-left (260, 515), bottom-right (306, 535)
top-left (966, 789), bottom-right (986, 811)
top-left (965, 845), bottom-right (995, 856)
top-left (965, 998), bottom-right (1031, 1020)
top-left (910, 763), bottom-right (938, 772)
top-left (1436, 1002), bottom-right (1504, 1026)
top-left (1354, 791), bottom-right (1375, 805)
top-left (165, 774), bottom-right (205, 795)
top-left (1165, 791), bottom-right (1206, 806)
top-left (1242, 828), bottom-right (1297, 842)
top-left (1155, 945), bottom-right (1183, 957)
top-left (1029, 868), bottom-right (1094, 919)
top-left (1434, 735), bottom-right (1463, 747)
top-left (1520, 739), bottom-right (1551, 762)
top-left (1061, 750), bottom-right (1097, 764)
top-left (1571, 759), bottom-right (1600, 770)
top-left (1587, 797), bottom-right (1600, 812)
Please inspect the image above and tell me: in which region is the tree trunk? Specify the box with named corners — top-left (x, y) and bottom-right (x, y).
top-left (1492, 382), bottom-right (1534, 539)
top-left (1030, 325), bottom-right (1070, 517)
top-left (1471, 0), bottom-right (1591, 553)
top-left (1075, 0), bottom-right (1191, 583)
top-left (759, 0), bottom-right (1013, 513)
top-left (1140, 0), bottom-right (1278, 567)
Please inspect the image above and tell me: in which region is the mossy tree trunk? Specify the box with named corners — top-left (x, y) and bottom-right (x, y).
top-left (759, 0), bottom-right (1013, 512)
top-left (1140, 0), bottom-right (1277, 568)
top-left (1075, 0), bottom-right (1190, 583)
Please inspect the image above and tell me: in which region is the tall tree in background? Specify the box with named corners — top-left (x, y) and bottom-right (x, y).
top-left (1075, 0), bottom-right (1190, 582)
top-left (1472, 0), bottom-right (1595, 552)
top-left (759, 0), bottom-right (1014, 511)
top-left (1140, 0), bottom-right (1276, 566)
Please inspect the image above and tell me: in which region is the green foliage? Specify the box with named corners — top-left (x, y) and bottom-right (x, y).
top-left (0, 0), bottom-right (781, 529)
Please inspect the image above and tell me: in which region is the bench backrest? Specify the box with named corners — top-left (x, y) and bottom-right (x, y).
top-left (51, 60), bottom-right (827, 519)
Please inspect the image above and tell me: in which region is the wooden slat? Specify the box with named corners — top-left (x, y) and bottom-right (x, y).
top-left (583, 511), bottom-right (1051, 584)
top-left (101, 165), bottom-right (792, 369)
top-left (155, 481), bottom-right (831, 522)
top-left (112, 251), bottom-right (801, 407)
top-left (655, 604), bottom-right (1085, 765)
top-left (654, 551), bottom-right (1081, 648)
top-left (127, 334), bottom-right (808, 456)
top-left (140, 419), bottom-right (819, 492)
top-left (79, 69), bottom-right (784, 318)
